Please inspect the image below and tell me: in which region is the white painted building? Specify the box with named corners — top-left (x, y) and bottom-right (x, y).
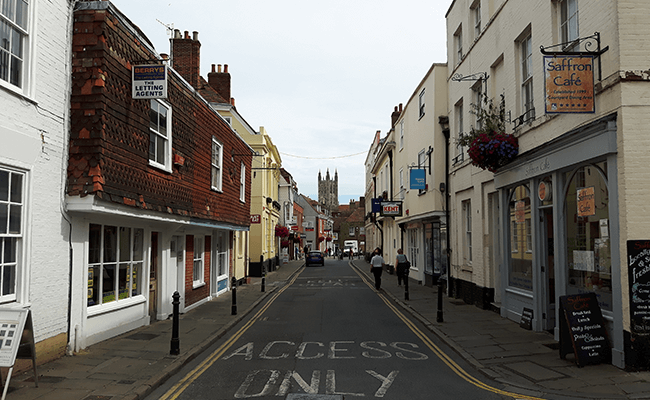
top-left (0, 0), bottom-right (74, 362)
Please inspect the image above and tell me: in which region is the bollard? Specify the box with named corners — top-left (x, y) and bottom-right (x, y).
top-left (437, 279), bottom-right (444, 322)
top-left (404, 272), bottom-right (410, 301)
top-left (231, 277), bottom-right (237, 315)
top-left (170, 291), bottom-right (180, 355)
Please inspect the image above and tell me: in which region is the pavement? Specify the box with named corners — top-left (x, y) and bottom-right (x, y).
top-left (4, 257), bottom-right (650, 400)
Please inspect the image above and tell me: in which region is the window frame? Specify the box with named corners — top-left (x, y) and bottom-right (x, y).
top-left (463, 200), bottom-right (472, 263)
top-left (418, 89), bottom-right (426, 119)
top-left (472, 1), bottom-right (481, 39)
top-left (399, 120), bottom-right (404, 150)
top-left (560, 0), bottom-right (579, 50)
top-left (520, 34), bottom-right (535, 123)
top-left (454, 100), bottom-right (465, 163)
top-left (87, 224), bottom-right (145, 308)
top-left (148, 99), bottom-right (172, 172)
top-left (0, 0), bottom-right (30, 92)
top-left (211, 137), bottom-right (223, 192)
top-left (239, 162), bottom-right (246, 202)
top-left (454, 26), bottom-right (463, 67)
top-left (193, 236), bottom-right (205, 288)
top-left (0, 166), bottom-right (24, 303)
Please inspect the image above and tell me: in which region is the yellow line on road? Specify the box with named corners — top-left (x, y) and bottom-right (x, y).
top-left (352, 265), bottom-right (544, 400)
top-left (159, 268), bottom-right (305, 400)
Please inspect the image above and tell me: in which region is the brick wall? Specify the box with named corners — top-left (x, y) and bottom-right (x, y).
top-left (69, 7), bottom-right (252, 228)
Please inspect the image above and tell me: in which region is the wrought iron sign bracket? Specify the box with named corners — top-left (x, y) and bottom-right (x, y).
top-left (451, 72), bottom-right (489, 94)
top-left (540, 32), bottom-right (609, 81)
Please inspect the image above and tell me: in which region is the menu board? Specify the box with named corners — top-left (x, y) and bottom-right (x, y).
top-left (627, 240), bottom-right (650, 333)
top-left (519, 307), bottom-right (533, 330)
top-left (559, 293), bottom-right (610, 367)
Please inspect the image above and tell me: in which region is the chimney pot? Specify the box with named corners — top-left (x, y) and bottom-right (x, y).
top-left (192, 31), bottom-right (199, 41)
top-left (161, 53), bottom-right (169, 60)
top-left (211, 64), bottom-right (216, 73)
top-left (218, 64), bottom-right (222, 73)
top-left (184, 30), bottom-right (189, 39)
top-left (399, 103), bottom-right (403, 112)
top-left (224, 64), bottom-right (229, 73)
top-left (173, 29), bottom-right (181, 39)
top-left (231, 97), bottom-right (235, 106)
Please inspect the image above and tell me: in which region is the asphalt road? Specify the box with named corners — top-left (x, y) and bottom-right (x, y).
top-left (146, 259), bottom-right (531, 400)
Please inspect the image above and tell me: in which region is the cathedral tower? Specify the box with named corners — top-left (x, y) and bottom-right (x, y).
top-left (318, 169), bottom-right (339, 212)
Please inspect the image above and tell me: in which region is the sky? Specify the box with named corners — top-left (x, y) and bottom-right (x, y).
top-left (109, 0), bottom-right (452, 204)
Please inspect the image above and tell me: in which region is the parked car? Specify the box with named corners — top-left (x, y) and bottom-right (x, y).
top-left (306, 251), bottom-right (325, 267)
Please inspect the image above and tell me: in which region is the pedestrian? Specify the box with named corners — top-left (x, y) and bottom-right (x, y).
top-left (349, 248), bottom-right (353, 260)
top-left (395, 248), bottom-right (409, 286)
top-left (370, 247), bottom-right (385, 290)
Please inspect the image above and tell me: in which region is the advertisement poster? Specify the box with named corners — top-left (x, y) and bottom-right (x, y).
top-left (132, 64), bottom-right (168, 99)
top-left (627, 240), bottom-right (650, 333)
top-left (577, 186), bottom-right (596, 217)
top-left (544, 55), bottom-right (594, 114)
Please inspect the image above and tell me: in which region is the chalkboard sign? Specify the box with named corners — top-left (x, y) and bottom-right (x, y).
top-left (559, 293), bottom-right (610, 367)
top-left (627, 240), bottom-right (650, 334)
top-left (519, 307), bottom-right (533, 330)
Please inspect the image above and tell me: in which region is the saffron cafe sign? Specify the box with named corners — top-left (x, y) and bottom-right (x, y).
top-left (132, 64), bottom-right (168, 99)
top-left (544, 55), bottom-right (594, 114)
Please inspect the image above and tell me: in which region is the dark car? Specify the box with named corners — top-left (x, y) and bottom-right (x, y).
top-left (306, 251), bottom-right (325, 267)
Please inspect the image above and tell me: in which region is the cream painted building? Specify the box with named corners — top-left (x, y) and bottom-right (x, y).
top-left (446, 0), bottom-right (650, 368)
top-left (246, 127), bottom-right (282, 276)
top-left (393, 63), bottom-right (449, 286)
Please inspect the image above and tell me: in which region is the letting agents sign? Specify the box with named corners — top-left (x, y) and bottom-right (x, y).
top-left (544, 55), bottom-right (594, 114)
top-left (132, 64), bottom-right (168, 99)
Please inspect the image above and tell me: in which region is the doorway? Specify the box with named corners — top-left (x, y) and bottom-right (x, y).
top-left (149, 232), bottom-right (159, 322)
top-left (541, 208), bottom-right (556, 331)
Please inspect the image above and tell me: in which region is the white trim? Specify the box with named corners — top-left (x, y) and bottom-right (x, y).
top-left (211, 137), bottom-right (223, 192)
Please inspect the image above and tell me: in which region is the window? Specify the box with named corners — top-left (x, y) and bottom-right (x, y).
top-left (399, 120), bottom-right (404, 150)
top-left (149, 100), bottom-right (171, 169)
top-left (215, 232), bottom-right (227, 277)
top-left (520, 34), bottom-right (535, 123)
top-left (463, 200), bottom-right (472, 263)
top-left (454, 101), bottom-right (465, 163)
top-left (211, 138), bottom-right (223, 191)
top-left (0, 167), bottom-right (23, 302)
top-left (193, 236), bottom-right (204, 286)
top-left (0, 0), bottom-right (28, 89)
top-left (508, 185), bottom-right (532, 290)
top-left (349, 227), bottom-right (355, 237)
top-left (454, 26), bottom-right (463, 66)
top-left (472, 81), bottom-right (483, 129)
top-left (560, 0), bottom-right (579, 50)
top-left (418, 89), bottom-right (425, 119)
top-left (88, 224), bottom-right (144, 307)
top-left (240, 162), bottom-right (245, 202)
top-left (399, 168), bottom-right (404, 200)
top-left (472, 1), bottom-right (481, 39)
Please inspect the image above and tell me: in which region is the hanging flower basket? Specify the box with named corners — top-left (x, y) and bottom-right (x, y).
top-left (467, 132), bottom-right (519, 172)
top-left (326, 237), bottom-right (332, 242)
top-left (280, 240), bottom-right (291, 248)
top-left (318, 236), bottom-right (325, 243)
top-left (458, 93), bottom-right (518, 172)
top-left (275, 225), bottom-right (290, 238)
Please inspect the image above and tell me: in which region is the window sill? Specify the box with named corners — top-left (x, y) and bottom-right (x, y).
top-left (211, 186), bottom-right (223, 193)
top-left (193, 282), bottom-right (206, 290)
top-left (87, 295), bottom-right (146, 317)
top-left (149, 160), bottom-right (172, 174)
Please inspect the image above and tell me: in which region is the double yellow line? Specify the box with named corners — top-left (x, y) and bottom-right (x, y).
top-left (353, 266), bottom-right (544, 400)
top-left (159, 268), bottom-right (304, 400)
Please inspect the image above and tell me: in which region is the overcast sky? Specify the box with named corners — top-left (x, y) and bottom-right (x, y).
top-left (109, 0), bottom-right (452, 203)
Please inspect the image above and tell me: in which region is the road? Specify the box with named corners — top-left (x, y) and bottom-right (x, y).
top-left (146, 258), bottom-right (540, 399)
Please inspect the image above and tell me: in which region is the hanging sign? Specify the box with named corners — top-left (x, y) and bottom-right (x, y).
top-left (544, 55), bottom-right (594, 114)
top-left (410, 169), bottom-right (426, 190)
top-left (132, 64), bottom-right (168, 99)
top-left (380, 201), bottom-right (403, 217)
top-left (371, 198), bottom-right (382, 213)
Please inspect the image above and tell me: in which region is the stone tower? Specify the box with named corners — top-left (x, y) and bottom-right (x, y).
top-left (318, 169), bottom-right (339, 212)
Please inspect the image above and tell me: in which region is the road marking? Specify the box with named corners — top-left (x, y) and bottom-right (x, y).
top-left (352, 265), bottom-right (545, 400)
top-left (366, 370), bottom-right (399, 398)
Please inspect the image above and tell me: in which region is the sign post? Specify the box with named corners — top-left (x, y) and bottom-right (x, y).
top-left (0, 309), bottom-right (37, 400)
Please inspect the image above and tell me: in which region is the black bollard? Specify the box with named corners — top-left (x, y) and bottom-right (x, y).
top-left (437, 279), bottom-right (444, 322)
top-left (231, 277), bottom-right (237, 315)
top-left (170, 291), bottom-right (180, 355)
top-left (404, 272), bottom-right (410, 301)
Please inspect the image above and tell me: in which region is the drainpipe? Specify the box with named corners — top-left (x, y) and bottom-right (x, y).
top-left (440, 116), bottom-right (452, 297)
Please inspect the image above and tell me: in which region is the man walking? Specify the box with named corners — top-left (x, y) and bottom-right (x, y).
top-left (370, 248), bottom-right (385, 290)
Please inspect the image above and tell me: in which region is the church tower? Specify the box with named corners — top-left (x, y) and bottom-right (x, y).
top-left (318, 169), bottom-right (339, 212)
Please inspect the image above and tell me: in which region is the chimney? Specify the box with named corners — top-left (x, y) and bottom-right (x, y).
top-left (171, 29), bottom-right (201, 89)
top-left (208, 63), bottom-right (231, 103)
top-left (391, 104), bottom-right (402, 127)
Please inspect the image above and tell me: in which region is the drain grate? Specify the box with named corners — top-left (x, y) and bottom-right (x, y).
top-left (286, 395), bottom-right (343, 400)
top-left (82, 396), bottom-right (113, 400)
top-left (25, 376), bottom-right (65, 383)
top-left (117, 380), bottom-right (136, 385)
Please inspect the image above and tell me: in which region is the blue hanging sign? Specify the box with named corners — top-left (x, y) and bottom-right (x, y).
top-left (371, 198), bottom-right (382, 213)
top-left (410, 169), bottom-right (426, 190)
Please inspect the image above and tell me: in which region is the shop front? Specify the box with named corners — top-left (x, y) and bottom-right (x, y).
top-left (495, 113), bottom-right (624, 367)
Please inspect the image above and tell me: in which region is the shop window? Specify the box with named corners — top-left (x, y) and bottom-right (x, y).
top-left (508, 185), bottom-right (532, 290)
top-left (88, 224), bottom-right (144, 307)
top-left (565, 162), bottom-right (611, 310)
